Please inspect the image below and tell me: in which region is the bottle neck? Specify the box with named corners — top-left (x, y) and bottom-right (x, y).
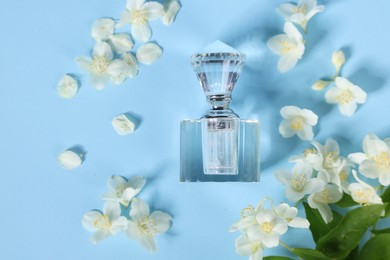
top-left (203, 94), bottom-right (239, 118)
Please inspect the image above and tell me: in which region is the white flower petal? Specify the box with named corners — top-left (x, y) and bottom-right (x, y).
top-left (279, 119), bottom-right (296, 138)
top-left (297, 124), bottom-right (314, 141)
top-left (262, 232), bottom-right (280, 248)
top-left (122, 53), bottom-right (139, 78)
top-left (272, 218), bottom-right (288, 235)
top-left (108, 59), bottom-right (131, 85)
top-left (110, 216), bottom-right (128, 235)
top-left (136, 42), bottom-right (163, 65)
top-left (57, 75), bottom-right (78, 99)
top-left (143, 2), bottom-right (164, 20)
top-left (58, 150), bottom-right (83, 170)
top-left (130, 198), bottom-right (150, 220)
top-left (132, 22), bottom-right (152, 42)
top-left (138, 234), bottom-right (157, 253)
top-left (275, 170), bottom-right (292, 185)
top-left (335, 77), bottom-right (354, 89)
top-left (277, 3), bottom-right (297, 18)
top-left (112, 114), bottom-right (136, 135)
top-left (312, 80), bottom-right (331, 91)
top-left (117, 10), bottom-right (132, 28)
top-left (280, 105), bottom-right (301, 119)
top-left (108, 34), bottom-right (134, 54)
top-left (332, 50), bottom-right (345, 74)
top-left (127, 0), bottom-right (145, 10)
top-left (300, 109), bottom-right (318, 126)
top-left (90, 230), bottom-right (110, 244)
top-left (362, 134), bottom-right (387, 157)
top-left (91, 18), bottom-right (115, 41)
top-left (379, 172), bottom-right (390, 186)
top-left (283, 22), bottom-right (302, 43)
top-left (108, 175), bottom-right (127, 191)
top-left (285, 187), bottom-right (305, 202)
top-left (359, 160), bottom-right (381, 179)
top-left (82, 211), bottom-right (102, 231)
top-left (339, 102), bottom-right (357, 117)
top-left (75, 56), bottom-right (91, 72)
top-left (235, 235), bottom-right (262, 256)
top-left (278, 52), bottom-right (299, 73)
top-left (324, 86), bottom-right (342, 104)
top-left (288, 217), bottom-right (310, 228)
top-left (348, 152), bottom-right (368, 164)
top-left (302, 178), bottom-right (325, 194)
top-left (93, 42), bottom-right (113, 61)
top-left (162, 0), bottom-right (181, 25)
top-left (351, 84), bottom-right (367, 104)
top-left (267, 34), bottom-right (291, 55)
top-left (150, 211), bottom-right (172, 234)
top-left (90, 74), bottom-right (110, 90)
top-left (126, 221), bottom-right (141, 239)
top-left (103, 202), bottom-right (121, 221)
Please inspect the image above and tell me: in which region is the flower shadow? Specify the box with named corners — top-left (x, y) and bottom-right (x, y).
top-left (348, 65), bottom-right (387, 94)
top-left (123, 111), bottom-right (143, 131)
top-left (67, 145), bottom-right (87, 163)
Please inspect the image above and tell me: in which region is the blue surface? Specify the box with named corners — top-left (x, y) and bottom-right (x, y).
top-left (1, 0), bottom-right (390, 259)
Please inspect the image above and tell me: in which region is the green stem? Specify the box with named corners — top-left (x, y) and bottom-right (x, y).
top-left (279, 240), bottom-right (292, 251)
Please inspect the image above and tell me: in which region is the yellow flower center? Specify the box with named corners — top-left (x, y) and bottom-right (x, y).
top-left (339, 169), bottom-right (348, 181)
top-left (352, 189), bottom-right (370, 205)
top-left (240, 206), bottom-right (255, 218)
top-left (304, 148), bottom-right (317, 157)
top-left (373, 152), bottom-right (390, 170)
top-left (291, 173), bottom-right (307, 191)
top-left (90, 56), bottom-right (109, 74)
top-left (290, 117), bottom-right (304, 131)
top-left (261, 222), bottom-right (273, 233)
top-left (298, 6), bottom-right (307, 14)
top-left (336, 89), bottom-right (353, 105)
top-left (280, 41), bottom-right (293, 55)
top-left (315, 189), bottom-right (336, 203)
top-left (94, 215), bottom-right (111, 230)
top-left (131, 10), bottom-right (148, 27)
top-left (137, 217), bottom-right (157, 237)
top-left (324, 152), bottom-right (338, 168)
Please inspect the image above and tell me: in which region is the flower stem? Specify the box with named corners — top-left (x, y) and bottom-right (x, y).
top-left (279, 240), bottom-right (292, 251)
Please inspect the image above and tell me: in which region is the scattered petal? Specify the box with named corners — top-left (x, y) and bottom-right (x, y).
top-left (136, 42), bottom-right (163, 65)
top-left (112, 114), bottom-right (136, 135)
top-left (57, 74), bottom-right (79, 99)
top-left (162, 0), bottom-right (181, 25)
top-left (58, 150), bottom-right (83, 170)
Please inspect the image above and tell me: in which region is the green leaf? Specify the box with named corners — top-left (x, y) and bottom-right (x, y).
top-left (316, 204), bottom-right (386, 259)
top-left (335, 193), bottom-right (358, 208)
top-left (381, 187), bottom-right (390, 217)
top-left (303, 202), bottom-right (342, 242)
top-left (358, 234), bottom-right (390, 260)
top-left (263, 257), bottom-right (294, 260)
top-left (372, 227), bottom-right (390, 235)
top-left (290, 248), bottom-right (329, 260)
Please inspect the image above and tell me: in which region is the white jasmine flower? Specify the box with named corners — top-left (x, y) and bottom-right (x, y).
top-left (311, 79), bottom-right (332, 91)
top-left (246, 208), bottom-right (288, 248)
top-left (122, 52), bottom-right (138, 78)
top-left (279, 106), bottom-right (318, 141)
top-left (107, 59), bottom-right (133, 85)
top-left (76, 42), bottom-right (125, 89)
top-left (91, 18), bottom-right (134, 54)
top-left (267, 22), bottom-right (305, 72)
top-left (348, 134), bottom-right (390, 186)
top-left (58, 150), bottom-right (83, 170)
top-left (275, 162), bottom-right (325, 202)
top-left (229, 205), bottom-right (257, 233)
top-left (235, 234), bottom-right (264, 260)
top-left (332, 50), bottom-right (345, 75)
top-left (112, 114), bottom-right (136, 135)
top-left (273, 203), bottom-right (309, 228)
top-left (277, 0), bottom-right (325, 31)
top-left (308, 184), bottom-right (343, 224)
top-left (325, 77), bottom-right (367, 116)
top-left (136, 42), bottom-right (163, 65)
top-left (82, 202), bottom-right (128, 244)
top-left (289, 147), bottom-right (319, 165)
top-left (57, 74), bottom-right (79, 99)
top-left (103, 175), bottom-right (145, 207)
top-left (126, 198), bottom-right (172, 253)
top-left (348, 170), bottom-right (383, 205)
top-left (117, 0), bottom-right (164, 42)
top-left (162, 0), bottom-right (181, 25)
top-left (310, 139), bottom-right (343, 188)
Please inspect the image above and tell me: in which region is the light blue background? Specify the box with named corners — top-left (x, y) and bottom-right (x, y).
top-left (1, 0), bottom-right (389, 259)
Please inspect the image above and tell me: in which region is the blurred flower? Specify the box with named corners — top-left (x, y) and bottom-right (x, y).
top-left (162, 0), bottom-right (181, 25)
top-left (348, 170), bottom-right (383, 205)
top-left (311, 79), bottom-right (332, 91)
top-left (57, 74), bottom-right (79, 99)
top-left (267, 22), bottom-right (305, 73)
top-left (126, 198), bottom-right (172, 253)
top-left (82, 202), bottom-right (128, 244)
top-left (348, 134), bottom-right (390, 186)
top-left (112, 114), bottom-right (136, 135)
top-left (277, 0), bottom-right (325, 31)
top-left (235, 234), bottom-right (264, 260)
top-left (332, 50), bottom-right (345, 75)
top-left (275, 162), bottom-right (325, 202)
top-left (279, 105), bottom-right (318, 141)
top-left (136, 42), bottom-right (163, 65)
top-left (58, 150), bottom-right (83, 170)
top-left (229, 205), bottom-right (257, 233)
top-left (308, 184), bottom-right (343, 224)
top-left (103, 175), bottom-right (145, 207)
top-left (325, 77), bottom-right (367, 116)
top-left (117, 0), bottom-right (163, 42)
top-left (91, 18), bottom-right (134, 54)
top-left (76, 42), bottom-right (127, 89)
top-left (273, 203), bottom-right (309, 228)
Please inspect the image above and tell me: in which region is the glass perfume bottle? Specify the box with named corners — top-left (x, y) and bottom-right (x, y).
top-left (180, 41), bottom-right (260, 182)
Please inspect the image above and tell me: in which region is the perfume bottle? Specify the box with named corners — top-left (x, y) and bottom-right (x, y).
top-left (180, 41), bottom-right (260, 182)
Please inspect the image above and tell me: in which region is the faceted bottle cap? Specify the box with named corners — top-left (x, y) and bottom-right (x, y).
top-left (191, 41), bottom-right (246, 97)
